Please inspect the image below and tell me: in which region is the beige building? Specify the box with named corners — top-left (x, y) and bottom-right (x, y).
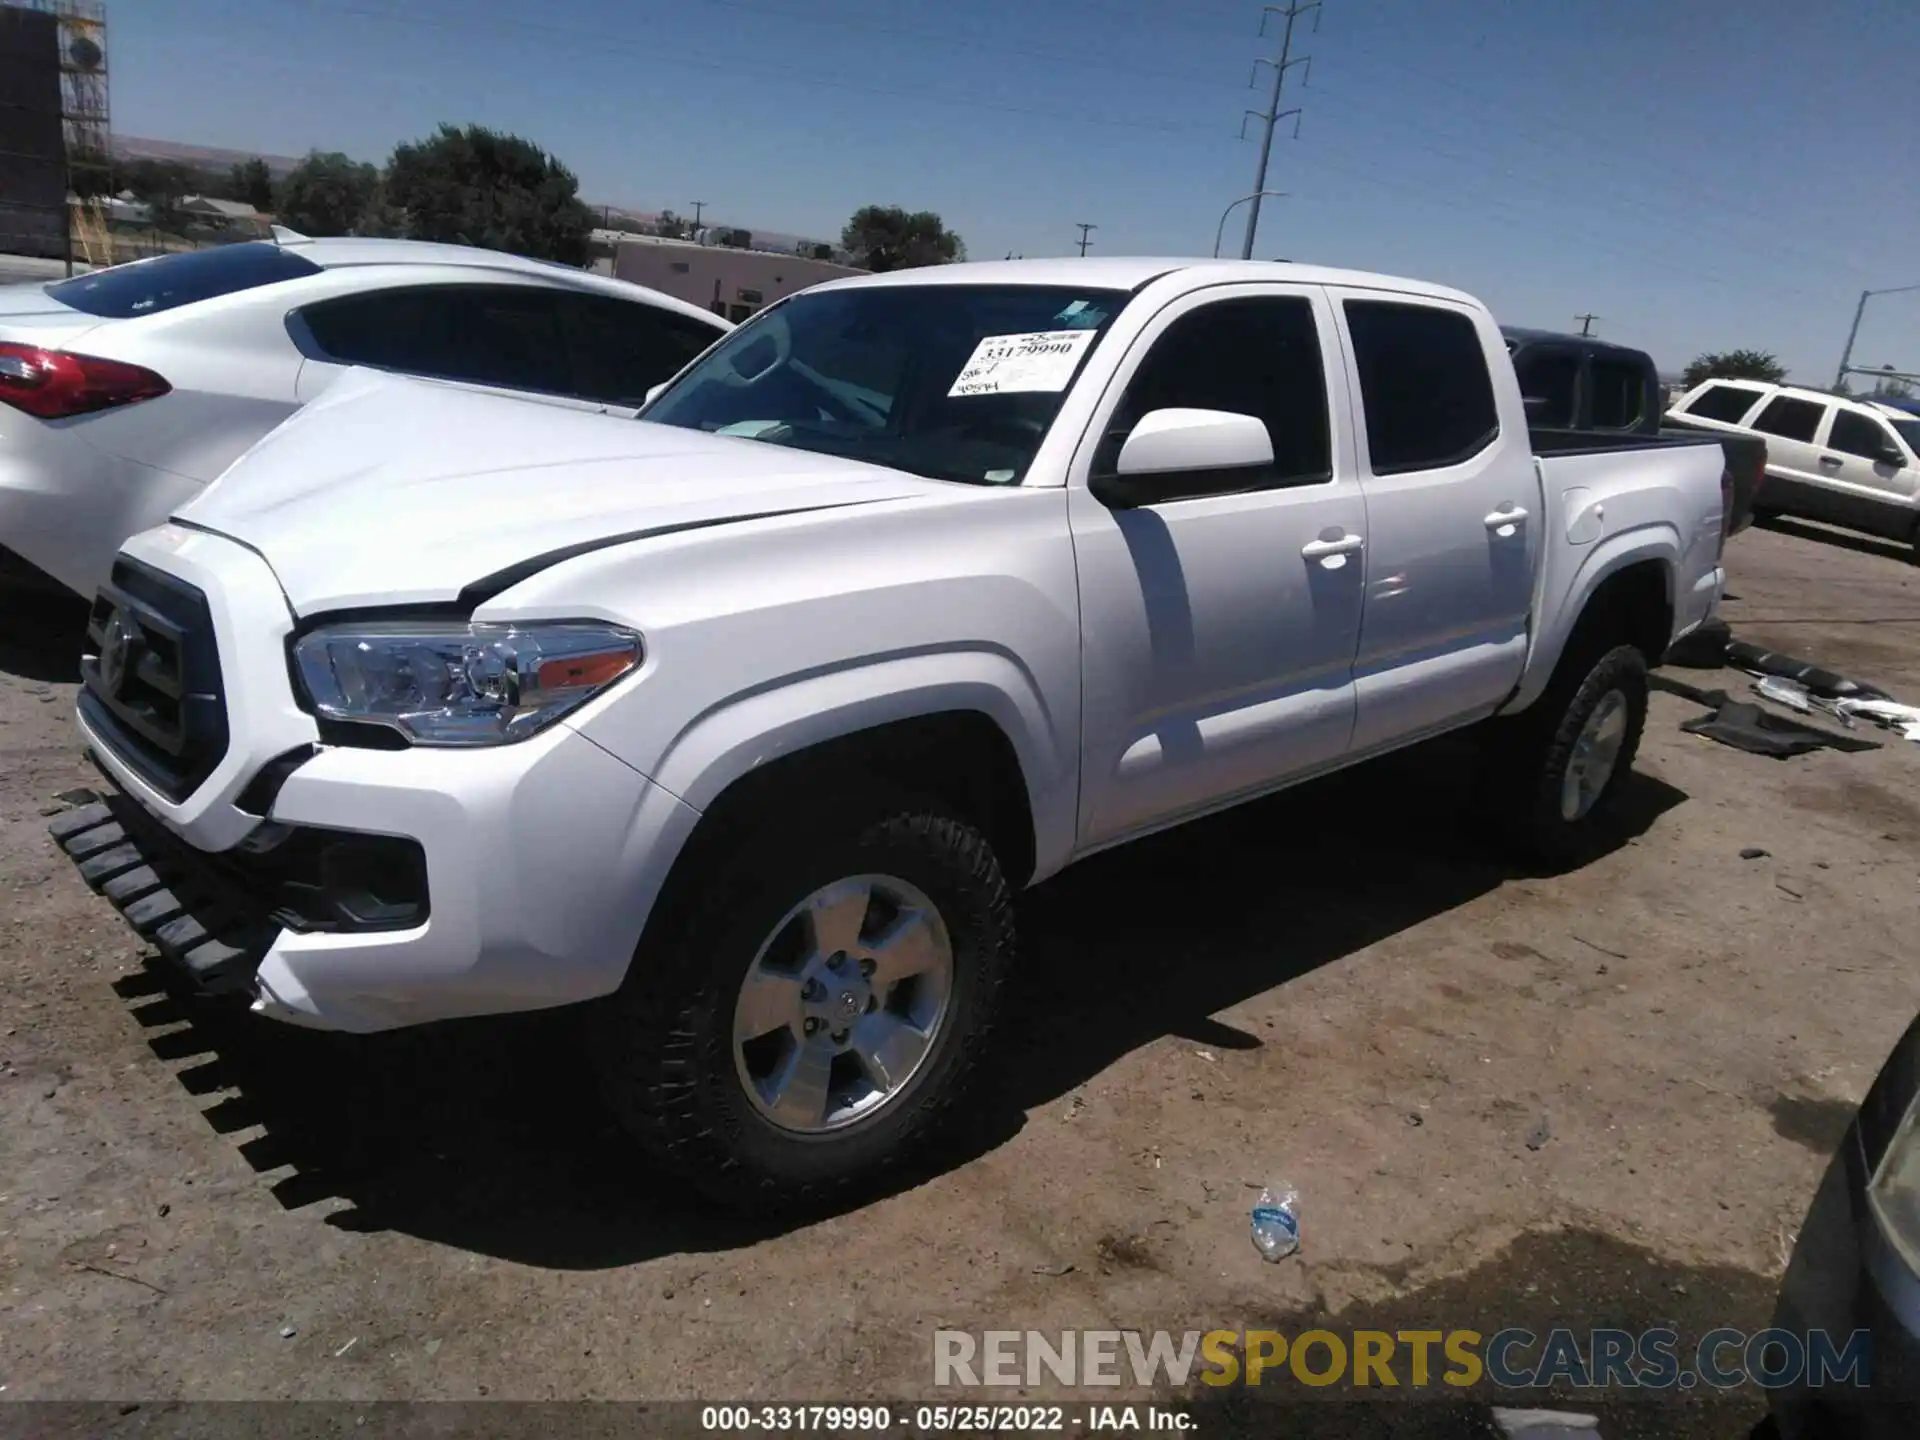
top-left (609, 234), bottom-right (863, 322)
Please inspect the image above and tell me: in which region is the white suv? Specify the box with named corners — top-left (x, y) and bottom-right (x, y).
top-left (1667, 379), bottom-right (1920, 556)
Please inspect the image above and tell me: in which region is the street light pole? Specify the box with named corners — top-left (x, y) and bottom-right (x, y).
top-left (1214, 191), bottom-right (1288, 258)
top-left (1835, 282), bottom-right (1920, 391)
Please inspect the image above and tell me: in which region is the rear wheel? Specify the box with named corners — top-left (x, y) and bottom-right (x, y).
top-left (590, 798), bottom-right (1014, 1212)
top-left (1482, 643), bottom-right (1649, 867)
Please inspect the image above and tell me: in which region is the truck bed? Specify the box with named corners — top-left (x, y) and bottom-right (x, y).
top-left (1530, 424), bottom-right (1766, 537)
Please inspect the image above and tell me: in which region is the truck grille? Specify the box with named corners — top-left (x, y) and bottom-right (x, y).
top-left (79, 558), bottom-right (229, 802)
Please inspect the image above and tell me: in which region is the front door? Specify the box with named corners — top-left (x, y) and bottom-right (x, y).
top-left (1326, 291), bottom-right (1539, 752)
top-left (1818, 406), bottom-right (1920, 538)
top-left (1068, 284), bottom-right (1367, 847)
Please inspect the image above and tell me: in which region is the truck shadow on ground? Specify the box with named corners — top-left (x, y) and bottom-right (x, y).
top-left (108, 738), bottom-right (1686, 1270)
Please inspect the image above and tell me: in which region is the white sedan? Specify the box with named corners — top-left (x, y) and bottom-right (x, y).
top-left (0, 234), bottom-right (731, 597)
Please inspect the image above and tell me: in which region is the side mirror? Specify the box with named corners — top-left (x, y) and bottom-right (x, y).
top-left (1090, 408), bottom-right (1272, 509)
top-left (643, 382), bottom-right (668, 408)
top-left (1879, 443), bottom-right (1907, 468)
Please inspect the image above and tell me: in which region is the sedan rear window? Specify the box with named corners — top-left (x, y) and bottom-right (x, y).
top-left (45, 242), bottom-right (322, 319)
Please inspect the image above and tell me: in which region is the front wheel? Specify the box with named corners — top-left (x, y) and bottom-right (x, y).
top-left (590, 802), bottom-right (1014, 1212)
top-left (1482, 643), bottom-right (1650, 867)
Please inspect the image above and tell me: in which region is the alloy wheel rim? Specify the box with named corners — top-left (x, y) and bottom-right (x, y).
top-left (1560, 688), bottom-right (1628, 822)
top-left (730, 874), bottom-right (954, 1135)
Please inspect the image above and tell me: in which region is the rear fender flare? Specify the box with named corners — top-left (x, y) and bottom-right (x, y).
top-left (1502, 523), bottom-right (1678, 715)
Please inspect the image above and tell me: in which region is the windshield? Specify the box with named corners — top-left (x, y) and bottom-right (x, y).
top-left (639, 283), bottom-right (1130, 485)
top-left (45, 242), bottom-right (321, 319)
top-left (1891, 418), bottom-right (1920, 457)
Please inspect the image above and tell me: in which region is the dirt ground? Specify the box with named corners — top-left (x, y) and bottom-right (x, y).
top-left (2, 515), bottom-right (1916, 1434)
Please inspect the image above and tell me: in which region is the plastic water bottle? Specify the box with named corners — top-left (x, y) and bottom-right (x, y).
top-left (1250, 1186), bottom-right (1299, 1262)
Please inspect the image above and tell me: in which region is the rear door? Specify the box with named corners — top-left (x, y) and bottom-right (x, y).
top-left (1747, 393), bottom-right (1832, 502)
top-left (1329, 291), bottom-right (1538, 752)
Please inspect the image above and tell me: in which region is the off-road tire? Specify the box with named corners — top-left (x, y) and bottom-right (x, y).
top-left (589, 798), bottom-right (1014, 1213)
top-left (1482, 643), bottom-right (1650, 868)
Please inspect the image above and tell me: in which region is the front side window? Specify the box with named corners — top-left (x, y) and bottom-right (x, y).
top-left (1683, 382), bottom-right (1767, 424)
top-left (295, 284), bottom-right (573, 396)
top-left (46, 242), bottom-right (321, 318)
top-left (1828, 409), bottom-right (1899, 462)
top-left (641, 284), bottom-right (1130, 485)
top-left (1750, 396), bottom-right (1824, 444)
top-left (1344, 300), bottom-right (1499, 473)
top-left (1588, 358), bottom-right (1647, 430)
top-left (1097, 295), bottom-right (1331, 488)
top-left (562, 293), bottom-right (723, 406)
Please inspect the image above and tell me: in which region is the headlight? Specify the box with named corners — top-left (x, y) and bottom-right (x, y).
top-left (292, 621), bottom-right (643, 747)
top-left (1871, 1090), bottom-right (1920, 1276)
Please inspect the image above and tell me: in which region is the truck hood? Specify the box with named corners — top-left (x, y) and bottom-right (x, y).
top-left (175, 369), bottom-right (948, 614)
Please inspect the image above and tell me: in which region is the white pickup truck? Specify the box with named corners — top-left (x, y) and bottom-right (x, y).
top-left (52, 259), bottom-right (1731, 1209)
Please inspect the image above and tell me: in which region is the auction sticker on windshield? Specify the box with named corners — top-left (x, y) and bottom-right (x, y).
top-left (948, 330), bottom-right (1099, 397)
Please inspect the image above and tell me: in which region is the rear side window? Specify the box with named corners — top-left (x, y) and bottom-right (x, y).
top-left (1589, 358), bottom-right (1648, 430)
top-left (1750, 395), bottom-right (1824, 444)
top-left (1511, 348), bottom-right (1579, 428)
top-left (1344, 300), bottom-right (1498, 473)
top-left (296, 284), bottom-right (573, 396)
top-left (1683, 382), bottom-right (1766, 424)
top-left (562, 293), bottom-right (723, 406)
top-left (1828, 409), bottom-right (1897, 461)
top-left (45, 242), bottom-right (321, 319)
top-left (1105, 295), bottom-right (1332, 488)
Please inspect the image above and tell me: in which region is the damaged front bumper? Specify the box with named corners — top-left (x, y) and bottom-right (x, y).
top-left (48, 775), bottom-right (430, 997)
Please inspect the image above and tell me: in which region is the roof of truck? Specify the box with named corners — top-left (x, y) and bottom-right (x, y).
top-left (807, 257), bottom-right (1482, 308)
top-left (1501, 325), bottom-right (1653, 364)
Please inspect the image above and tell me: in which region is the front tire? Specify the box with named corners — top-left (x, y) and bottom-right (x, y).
top-left (1483, 643), bottom-right (1650, 867)
top-left (591, 800), bottom-right (1014, 1212)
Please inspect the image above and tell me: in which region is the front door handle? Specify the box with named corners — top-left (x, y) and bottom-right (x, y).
top-left (1484, 505), bottom-right (1530, 529)
top-left (1818, 456), bottom-right (1843, 469)
top-left (1301, 534), bottom-right (1365, 559)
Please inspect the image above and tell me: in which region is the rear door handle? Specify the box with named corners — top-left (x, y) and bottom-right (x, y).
top-left (1484, 505), bottom-right (1529, 530)
top-left (1818, 456), bottom-right (1843, 468)
top-left (1301, 534), bottom-right (1365, 559)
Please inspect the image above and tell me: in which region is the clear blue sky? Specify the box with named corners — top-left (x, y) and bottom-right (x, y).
top-left (112, 0), bottom-right (1920, 382)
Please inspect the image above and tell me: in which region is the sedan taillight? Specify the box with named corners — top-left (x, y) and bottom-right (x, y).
top-left (0, 341), bottom-right (171, 420)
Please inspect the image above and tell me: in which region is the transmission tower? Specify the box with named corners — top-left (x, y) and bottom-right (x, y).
top-left (1239, 1), bottom-right (1318, 260)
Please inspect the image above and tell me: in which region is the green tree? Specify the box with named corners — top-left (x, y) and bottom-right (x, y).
top-left (1869, 365), bottom-right (1914, 400)
top-left (839, 205), bottom-right (964, 272)
top-left (230, 157), bottom-right (275, 213)
top-left (276, 151), bottom-right (381, 236)
top-left (382, 124), bottom-right (593, 264)
top-left (1681, 349), bottom-right (1787, 389)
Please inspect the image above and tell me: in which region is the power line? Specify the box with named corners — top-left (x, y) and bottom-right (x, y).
top-left (1239, 2), bottom-right (1318, 260)
top-left (1075, 222), bottom-right (1097, 257)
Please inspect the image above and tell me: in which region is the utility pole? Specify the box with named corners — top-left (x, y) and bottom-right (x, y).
top-left (1074, 222), bottom-right (1097, 257)
top-left (1575, 313), bottom-right (1599, 336)
top-left (1240, 1), bottom-right (1318, 260)
top-left (691, 200), bottom-right (707, 232)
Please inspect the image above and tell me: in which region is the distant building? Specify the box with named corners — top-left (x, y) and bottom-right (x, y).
top-left (611, 233), bottom-right (862, 322)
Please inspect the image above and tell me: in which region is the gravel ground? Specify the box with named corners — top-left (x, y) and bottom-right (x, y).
top-left (1, 516), bottom-right (1915, 1435)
